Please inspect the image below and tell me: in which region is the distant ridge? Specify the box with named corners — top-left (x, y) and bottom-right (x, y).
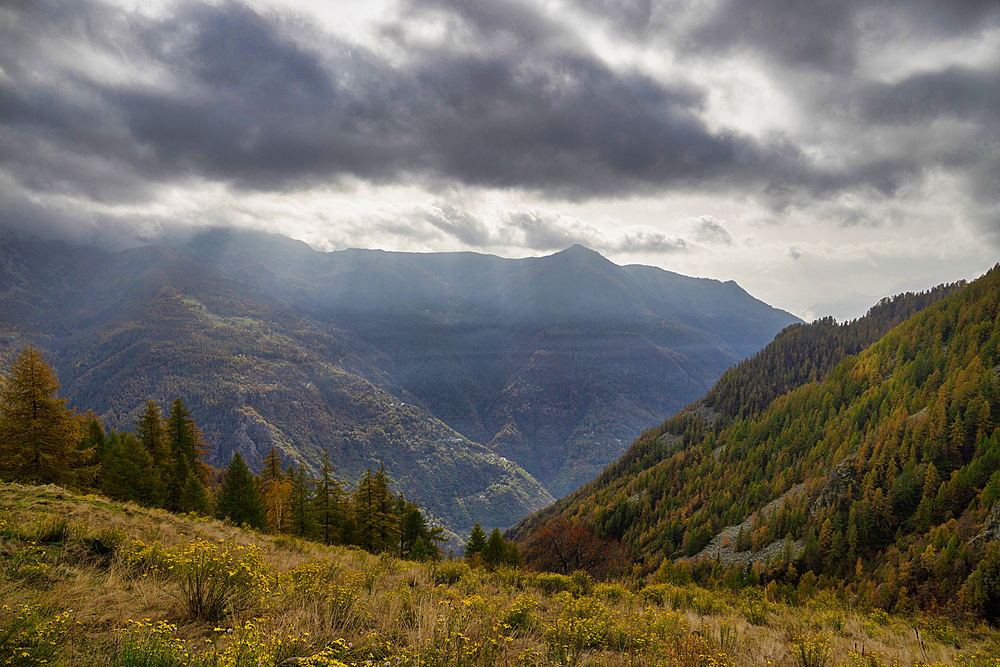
top-left (0, 227), bottom-right (799, 535)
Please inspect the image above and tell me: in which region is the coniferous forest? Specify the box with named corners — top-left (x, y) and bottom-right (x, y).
top-left (512, 265), bottom-right (1000, 620)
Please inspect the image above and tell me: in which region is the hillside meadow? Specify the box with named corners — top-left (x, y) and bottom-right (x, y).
top-left (1, 482), bottom-right (997, 667)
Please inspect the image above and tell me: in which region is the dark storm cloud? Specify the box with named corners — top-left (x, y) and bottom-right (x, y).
top-left (1, 0), bottom-right (998, 235)
top-left (0, 0), bottom-right (817, 209)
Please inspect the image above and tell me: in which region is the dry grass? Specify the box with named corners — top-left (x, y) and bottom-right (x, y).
top-left (1, 482), bottom-right (998, 667)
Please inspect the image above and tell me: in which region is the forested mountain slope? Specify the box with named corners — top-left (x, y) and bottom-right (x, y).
top-left (510, 267), bottom-right (1000, 614)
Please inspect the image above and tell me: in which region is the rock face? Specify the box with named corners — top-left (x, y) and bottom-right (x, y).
top-left (689, 484), bottom-right (806, 567)
top-left (973, 503), bottom-right (1000, 548)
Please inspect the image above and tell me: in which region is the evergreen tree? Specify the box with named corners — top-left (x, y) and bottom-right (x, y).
top-left (216, 452), bottom-right (266, 530)
top-left (100, 432), bottom-right (164, 506)
top-left (482, 527), bottom-right (519, 567)
top-left (353, 464), bottom-right (397, 553)
top-left (312, 449), bottom-right (345, 545)
top-left (136, 400), bottom-right (169, 466)
top-left (465, 523), bottom-right (487, 557)
top-left (0, 346), bottom-right (95, 486)
top-left (164, 398), bottom-right (209, 512)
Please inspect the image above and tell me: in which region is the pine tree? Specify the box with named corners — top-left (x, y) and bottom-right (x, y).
top-left (100, 432), bottom-right (163, 506)
top-left (465, 523), bottom-right (487, 557)
top-left (136, 400), bottom-right (170, 467)
top-left (312, 449), bottom-right (345, 545)
top-left (0, 346), bottom-right (95, 486)
top-left (287, 464), bottom-right (315, 538)
top-left (164, 398), bottom-right (209, 512)
top-left (353, 465), bottom-right (397, 553)
top-left (216, 452), bottom-right (266, 530)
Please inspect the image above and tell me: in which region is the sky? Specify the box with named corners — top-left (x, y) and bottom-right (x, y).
top-left (1, 0), bottom-right (998, 321)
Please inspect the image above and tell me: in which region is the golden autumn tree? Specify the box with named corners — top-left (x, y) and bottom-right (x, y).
top-left (261, 445), bottom-right (291, 533)
top-left (0, 346), bottom-right (96, 486)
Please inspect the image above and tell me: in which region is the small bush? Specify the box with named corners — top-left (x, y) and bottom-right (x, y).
top-left (432, 560), bottom-right (470, 585)
top-left (32, 516), bottom-right (74, 544)
top-left (739, 587), bottom-right (769, 626)
top-left (640, 583), bottom-right (674, 605)
top-left (167, 539), bottom-right (270, 622)
top-left (8, 546), bottom-right (51, 583)
top-left (507, 593), bottom-right (537, 630)
top-left (0, 604), bottom-right (70, 667)
top-left (923, 616), bottom-right (957, 646)
top-left (84, 525), bottom-right (128, 557)
top-left (792, 633), bottom-right (830, 667)
top-left (869, 609), bottom-right (890, 626)
top-left (529, 572), bottom-right (573, 594)
top-left (113, 619), bottom-right (186, 667)
top-left (594, 582), bottom-right (629, 602)
top-left (822, 610), bottom-right (846, 633)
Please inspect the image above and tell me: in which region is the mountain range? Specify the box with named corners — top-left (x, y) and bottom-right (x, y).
top-left (0, 227), bottom-right (799, 537)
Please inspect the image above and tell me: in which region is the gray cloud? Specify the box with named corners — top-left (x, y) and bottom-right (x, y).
top-left (0, 0), bottom-right (817, 207)
top-left (0, 0), bottom-right (998, 249)
top-left (418, 203), bottom-right (494, 246)
top-left (861, 68), bottom-right (1000, 124)
top-left (690, 0), bottom-right (858, 72)
top-left (693, 216), bottom-right (734, 245)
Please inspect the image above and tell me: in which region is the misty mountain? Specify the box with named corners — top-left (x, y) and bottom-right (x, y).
top-left (0, 227), bottom-right (798, 535)
top-left (175, 228), bottom-right (801, 495)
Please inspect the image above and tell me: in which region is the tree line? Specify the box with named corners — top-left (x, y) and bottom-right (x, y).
top-left (0, 345), bottom-right (447, 561)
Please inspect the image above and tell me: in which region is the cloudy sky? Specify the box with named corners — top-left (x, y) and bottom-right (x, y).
top-left (1, 0), bottom-right (998, 320)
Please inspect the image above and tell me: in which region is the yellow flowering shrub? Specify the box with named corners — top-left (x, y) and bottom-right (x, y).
top-left (507, 593), bottom-right (538, 630)
top-left (792, 633), bottom-right (831, 667)
top-left (165, 539), bottom-right (271, 622)
top-left (0, 604), bottom-right (70, 667)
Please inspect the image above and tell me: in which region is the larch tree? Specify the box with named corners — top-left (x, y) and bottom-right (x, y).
top-left (353, 464), bottom-right (397, 553)
top-left (312, 449), bottom-right (346, 545)
top-left (0, 346), bottom-right (95, 486)
top-left (260, 445), bottom-right (291, 533)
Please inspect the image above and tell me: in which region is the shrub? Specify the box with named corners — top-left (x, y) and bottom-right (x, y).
top-left (822, 610), bottom-right (846, 633)
top-left (0, 604), bottom-right (70, 667)
top-left (594, 582), bottom-right (629, 602)
top-left (792, 633), bottom-right (830, 667)
top-left (84, 525), bottom-right (128, 557)
top-left (640, 583), bottom-right (674, 605)
top-left (166, 539), bottom-right (270, 622)
top-left (739, 587), bottom-right (769, 626)
top-left (507, 593), bottom-right (537, 630)
top-left (31, 516), bottom-right (74, 544)
top-left (113, 619), bottom-right (186, 667)
top-left (923, 617), bottom-right (957, 646)
top-left (529, 572), bottom-right (573, 594)
top-left (432, 560), bottom-right (470, 586)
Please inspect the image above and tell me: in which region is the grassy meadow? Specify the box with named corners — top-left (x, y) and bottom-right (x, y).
top-left (1, 482), bottom-right (997, 667)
